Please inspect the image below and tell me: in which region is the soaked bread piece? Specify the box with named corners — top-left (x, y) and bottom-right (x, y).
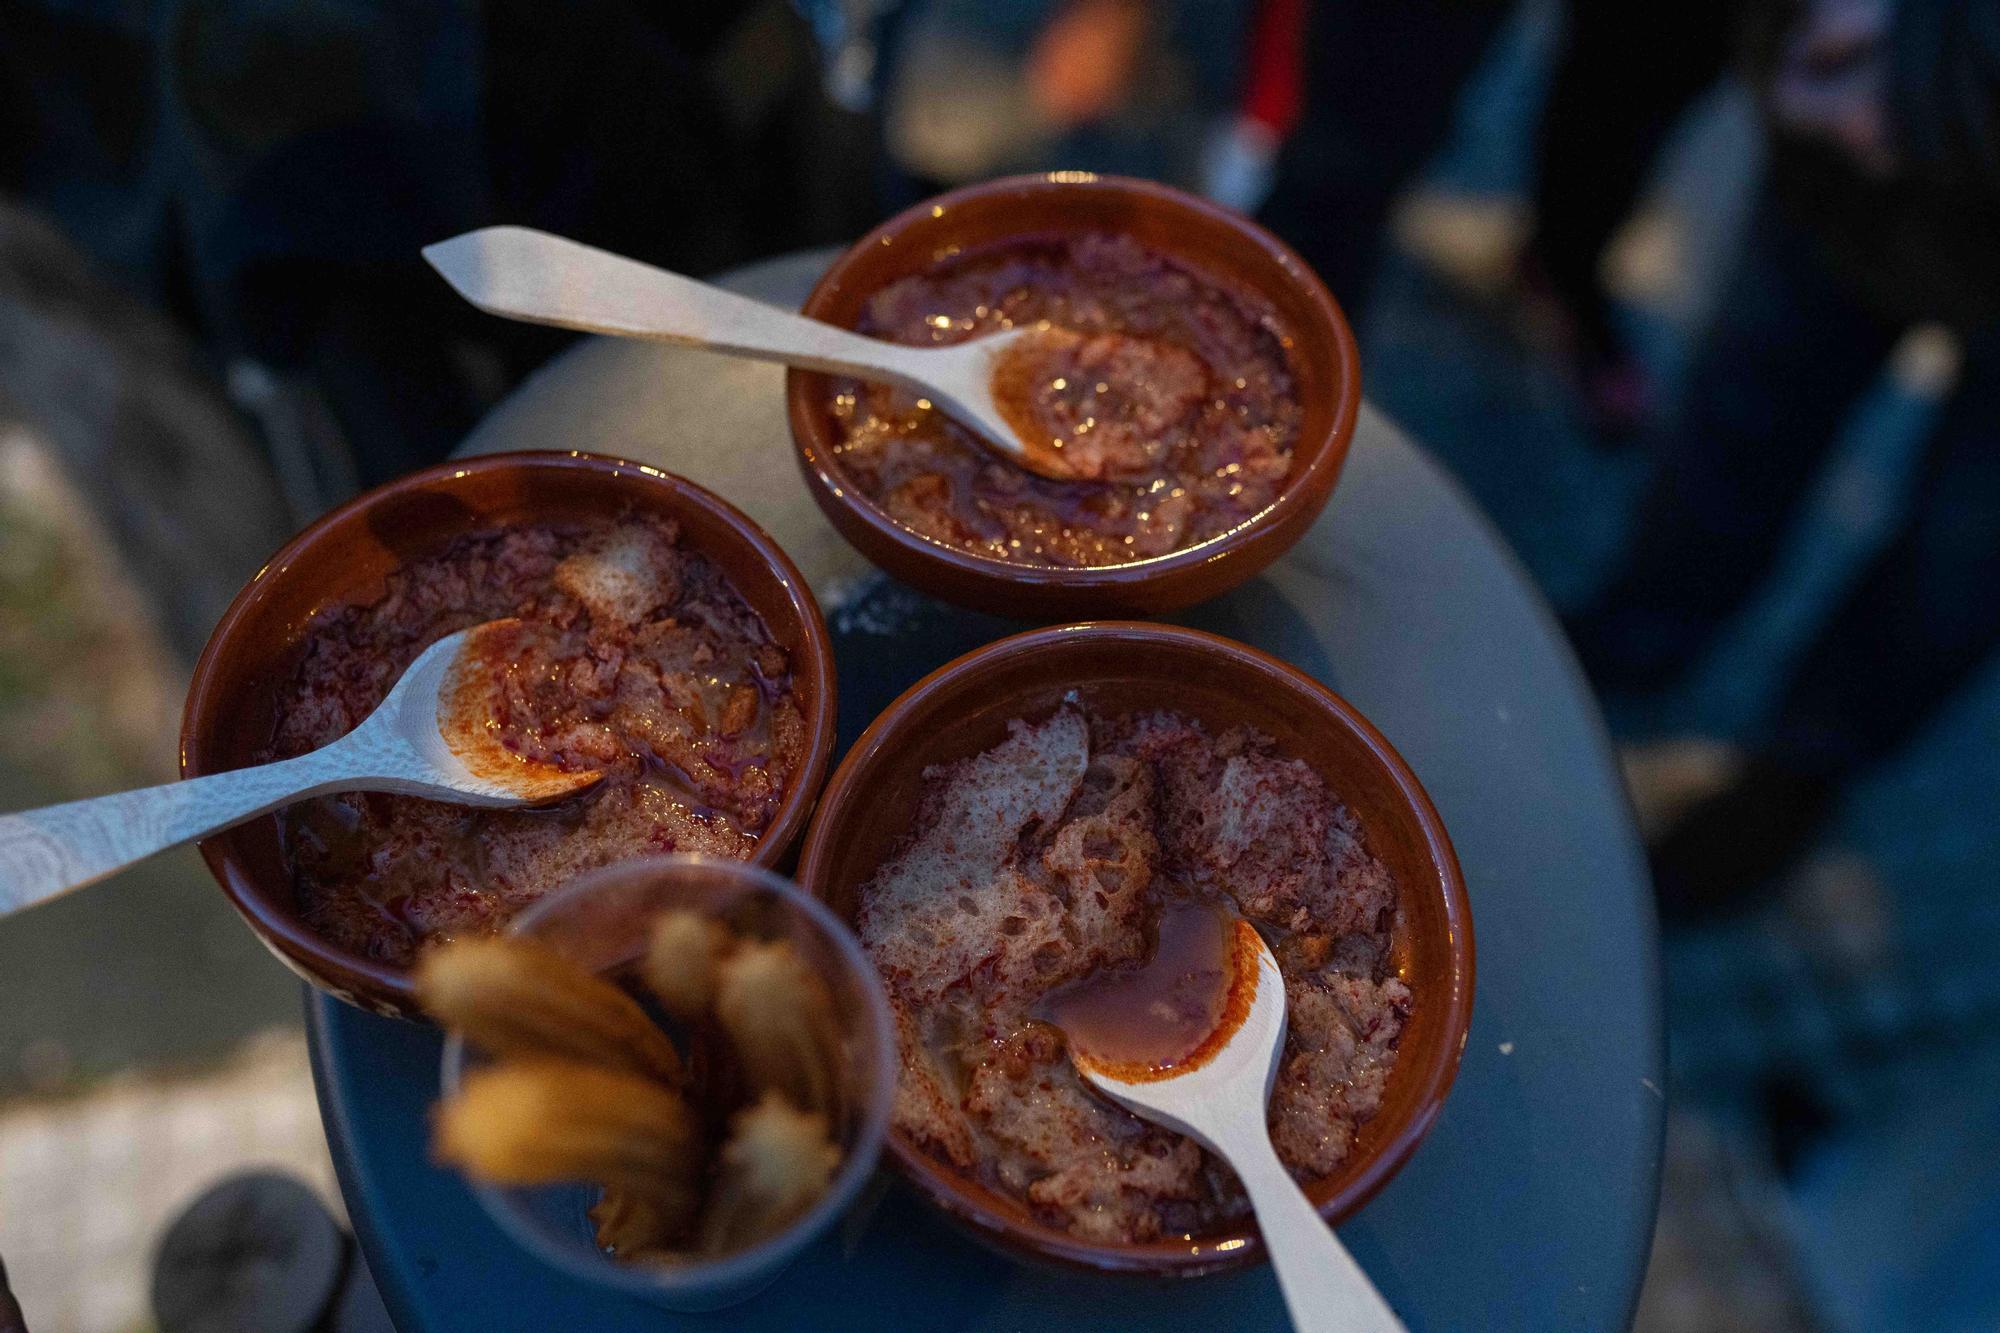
top-left (554, 520), bottom-right (684, 626)
top-left (1032, 753), bottom-right (1157, 982)
top-left (1122, 713), bottom-right (1395, 937)
top-left (887, 1001), bottom-right (977, 1169)
top-left (858, 708), bottom-right (1089, 1010)
top-left (1270, 974), bottom-right (1411, 1177)
top-left (859, 703), bottom-right (1407, 1242)
top-left (964, 1026), bottom-right (1204, 1243)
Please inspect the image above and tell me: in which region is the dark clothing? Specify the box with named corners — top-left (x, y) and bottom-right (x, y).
top-left (1526, 0), bottom-right (2000, 350)
top-left (1257, 0), bottom-right (1513, 315)
top-left (1567, 191), bottom-right (2000, 777)
top-left (1773, 138), bottom-right (2000, 333)
top-left (1570, 191), bottom-right (1905, 697)
top-left (1893, 0), bottom-right (2000, 191)
top-left (0, 1254), bottom-right (22, 1333)
top-left (1572, 0), bottom-right (2000, 782)
top-left (1772, 325), bottom-right (2000, 772)
top-left (1528, 2), bottom-right (1737, 358)
top-left (0, 0), bottom-right (882, 487)
top-left (1774, 0), bottom-right (2000, 328)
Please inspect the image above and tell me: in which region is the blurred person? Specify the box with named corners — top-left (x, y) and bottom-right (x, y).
top-left (1256, 0), bottom-right (1516, 316)
top-left (877, 0), bottom-right (1512, 263)
top-left (1017, 0), bottom-right (1305, 210)
top-left (1024, 0), bottom-right (1154, 127)
top-left (1256, 0), bottom-right (1748, 362)
top-left (1568, 0), bottom-right (2000, 918)
top-left (1519, 2), bottom-right (1741, 437)
top-left (0, 0), bottom-right (880, 500)
top-left (879, 0), bottom-right (1255, 193)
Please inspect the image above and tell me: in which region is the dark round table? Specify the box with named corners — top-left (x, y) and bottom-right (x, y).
top-left (308, 252), bottom-right (1665, 1331)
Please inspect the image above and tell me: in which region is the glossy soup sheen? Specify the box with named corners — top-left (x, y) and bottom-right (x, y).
top-left (265, 515), bottom-right (807, 966)
top-left (829, 233), bottom-right (1302, 567)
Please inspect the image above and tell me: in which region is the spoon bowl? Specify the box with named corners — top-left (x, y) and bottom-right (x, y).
top-left (351, 618), bottom-right (606, 807)
top-left (1071, 923), bottom-right (1407, 1333)
top-left (1065, 916), bottom-right (1272, 1101)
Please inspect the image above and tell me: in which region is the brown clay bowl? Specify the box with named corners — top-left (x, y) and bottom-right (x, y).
top-left (180, 451), bottom-right (838, 1018)
top-left (785, 173), bottom-right (1361, 620)
top-left (796, 622), bottom-right (1472, 1275)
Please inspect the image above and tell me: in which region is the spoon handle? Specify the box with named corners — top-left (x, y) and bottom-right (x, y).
top-left (0, 750), bottom-right (354, 919)
top-left (424, 227), bottom-right (933, 385)
top-left (1229, 1123), bottom-right (1407, 1333)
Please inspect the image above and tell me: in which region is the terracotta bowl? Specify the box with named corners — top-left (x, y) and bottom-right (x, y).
top-left (785, 173), bottom-right (1361, 620)
top-left (796, 622), bottom-right (1472, 1275)
top-left (180, 451), bottom-right (838, 1018)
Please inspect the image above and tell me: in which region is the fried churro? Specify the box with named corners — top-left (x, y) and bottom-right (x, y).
top-left (713, 939), bottom-right (841, 1116)
top-left (698, 1093), bottom-right (843, 1256)
top-left (416, 937), bottom-right (685, 1085)
top-left (643, 910), bottom-right (735, 1023)
top-left (590, 1184), bottom-right (698, 1259)
top-left (434, 1058), bottom-right (702, 1198)
top-left (428, 906), bottom-right (852, 1270)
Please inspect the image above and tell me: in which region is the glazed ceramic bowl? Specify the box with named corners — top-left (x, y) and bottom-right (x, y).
top-left (796, 622), bottom-right (1471, 1275)
top-left (441, 856), bottom-right (896, 1312)
top-left (180, 451), bottom-right (838, 1018)
top-left (785, 173), bottom-right (1361, 620)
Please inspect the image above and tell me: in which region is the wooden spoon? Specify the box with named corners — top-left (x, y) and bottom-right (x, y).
top-left (0, 620), bottom-right (600, 919)
top-left (1066, 919), bottom-right (1407, 1333)
top-left (422, 226), bottom-right (1083, 481)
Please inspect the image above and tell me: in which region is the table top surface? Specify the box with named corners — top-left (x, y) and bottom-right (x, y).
top-left (309, 250), bottom-right (1665, 1332)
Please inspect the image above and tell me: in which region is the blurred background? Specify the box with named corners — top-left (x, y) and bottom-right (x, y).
top-left (1, 0), bottom-right (1997, 1329)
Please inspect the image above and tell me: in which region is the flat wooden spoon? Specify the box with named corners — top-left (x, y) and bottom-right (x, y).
top-left (1066, 918), bottom-right (1407, 1333)
top-left (0, 620), bottom-right (600, 919)
top-left (422, 226), bottom-right (1084, 481)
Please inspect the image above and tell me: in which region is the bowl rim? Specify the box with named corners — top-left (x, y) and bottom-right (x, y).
top-left (795, 620), bottom-right (1474, 1274)
top-left (439, 853), bottom-right (898, 1303)
top-left (179, 450), bottom-right (839, 1011)
top-left (784, 172), bottom-right (1363, 594)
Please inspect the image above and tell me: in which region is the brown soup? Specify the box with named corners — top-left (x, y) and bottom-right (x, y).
top-left (856, 702), bottom-right (1408, 1244)
top-left (830, 233), bottom-right (1301, 568)
top-left (266, 515), bottom-right (807, 965)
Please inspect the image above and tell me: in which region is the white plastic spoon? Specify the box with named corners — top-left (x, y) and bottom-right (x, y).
top-left (0, 620), bottom-right (601, 919)
top-left (420, 226), bottom-right (1083, 481)
top-left (1067, 919), bottom-right (1407, 1333)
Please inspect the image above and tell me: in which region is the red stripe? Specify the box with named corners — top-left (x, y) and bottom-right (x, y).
top-left (1240, 0), bottom-right (1307, 136)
